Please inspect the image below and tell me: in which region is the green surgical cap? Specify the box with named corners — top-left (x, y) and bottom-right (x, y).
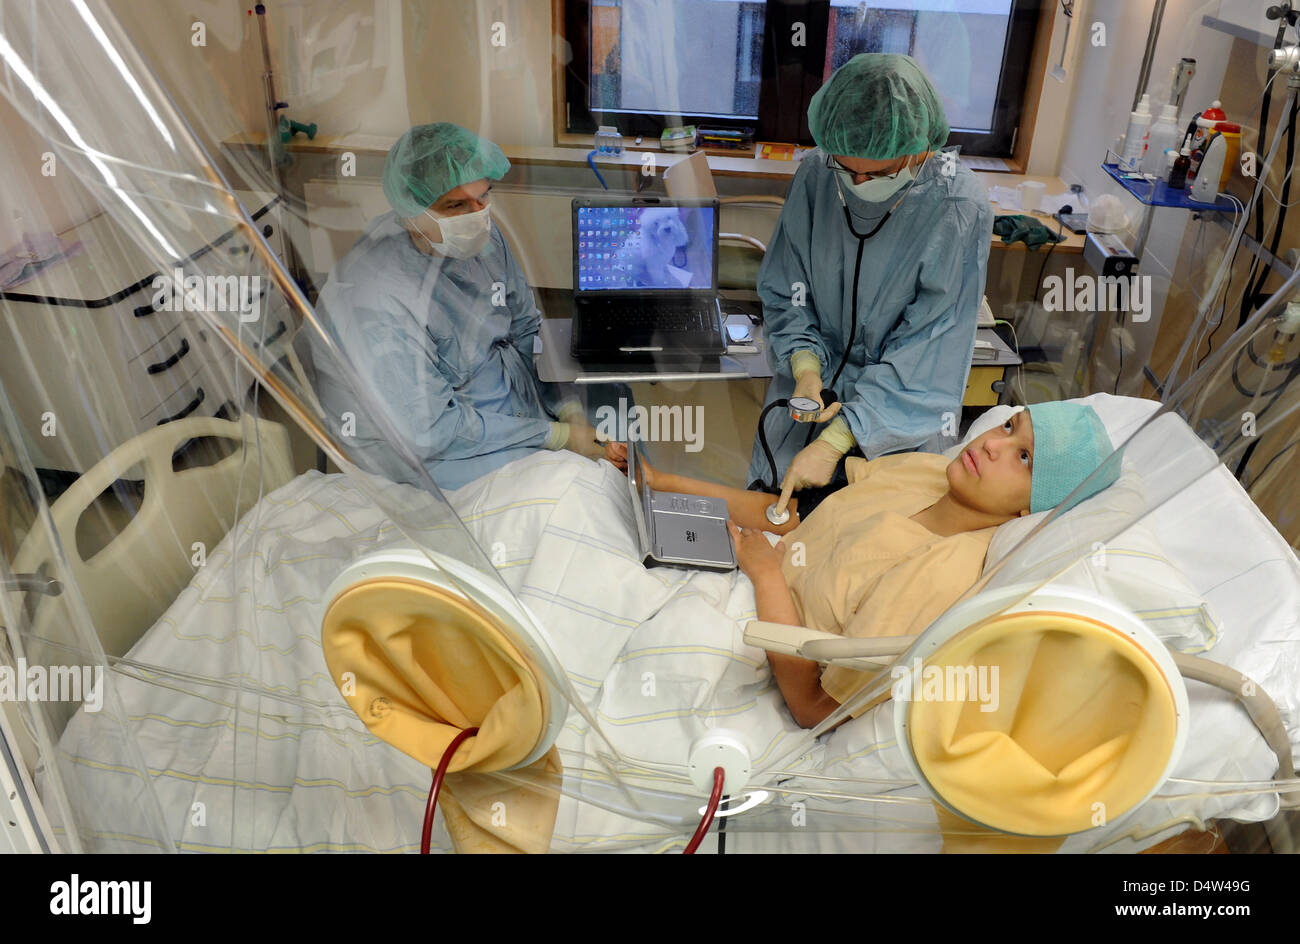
top-left (808, 53), bottom-right (950, 159)
top-left (1025, 402), bottom-right (1119, 513)
top-left (381, 123), bottom-right (510, 218)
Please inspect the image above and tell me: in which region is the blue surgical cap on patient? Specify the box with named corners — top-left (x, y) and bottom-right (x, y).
top-left (1025, 402), bottom-right (1119, 513)
top-left (382, 123), bottom-right (510, 218)
top-left (808, 53), bottom-right (950, 159)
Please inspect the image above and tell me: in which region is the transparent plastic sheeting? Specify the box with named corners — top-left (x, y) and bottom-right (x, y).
top-left (0, 0), bottom-right (1294, 854)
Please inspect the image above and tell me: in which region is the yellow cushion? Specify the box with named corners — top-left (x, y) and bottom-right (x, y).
top-left (322, 577), bottom-right (547, 771)
top-left (907, 610), bottom-right (1178, 837)
top-left (322, 577), bottom-right (558, 853)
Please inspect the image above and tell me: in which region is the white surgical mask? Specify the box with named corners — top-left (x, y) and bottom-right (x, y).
top-left (419, 205), bottom-right (492, 258)
top-left (846, 164), bottom-right (914, 203)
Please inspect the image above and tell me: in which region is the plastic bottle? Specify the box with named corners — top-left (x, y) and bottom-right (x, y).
top-left (1120, 94), bottom-right (1153, 172)
top-left (1167, 134), bottom-right (1192, 190)
top-left (1142, 104), bottom-right (1181, 176)
top-left (594, 125), bottom-right (624, 156)
top-left (1212, 121), bottom-right (1241, 190)
top-left (1190, 132), bottom-right (1227, 202)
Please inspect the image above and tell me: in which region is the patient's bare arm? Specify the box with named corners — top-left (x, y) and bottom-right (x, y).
top-left (605, 443), bottom-right (800, 534)
top-left (728, 522), bottom-right (839, 729)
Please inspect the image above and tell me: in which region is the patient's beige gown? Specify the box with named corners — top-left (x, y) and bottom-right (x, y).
top-left (779, 451), bottom-right (995, 709)
top-left (778, 452), bottom-right (1202, 854)
top-left (779, 452), bottom-right (1067, 852)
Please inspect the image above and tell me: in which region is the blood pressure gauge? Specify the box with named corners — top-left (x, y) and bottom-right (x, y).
top-left (788, 397), bottom-right (823, 423)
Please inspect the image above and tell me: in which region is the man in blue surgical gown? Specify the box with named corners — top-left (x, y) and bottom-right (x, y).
top-left (304, 123), bottom-right (601, 491)
top-left (751, 54), bottom-right (992, 510)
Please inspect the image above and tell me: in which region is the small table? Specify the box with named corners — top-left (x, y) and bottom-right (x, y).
top-left (534, 288), bottom-right (773, 384)
top-left (533, 289), bottom-right (1019, 405)
top-left (535, 317), bottom-right (774, 384)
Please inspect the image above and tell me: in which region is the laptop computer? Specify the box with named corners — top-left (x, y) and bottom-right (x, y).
top-left (570, 197), bottom-right (727, 363)
top-left (626, 442), bottom-right (736, 572)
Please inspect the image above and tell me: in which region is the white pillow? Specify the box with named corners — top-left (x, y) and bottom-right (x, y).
top-left (957, 396), bottom-right (1219, 653)
top-left (982, 476), bottom-right (1221, 653)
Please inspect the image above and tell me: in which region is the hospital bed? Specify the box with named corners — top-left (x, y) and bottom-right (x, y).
top-left (3, 418), bottom-right (292, 769)
top-left (0, 0), bottom-right (1296, 856)
top-left (25, 394), bottom-right (1300, 853)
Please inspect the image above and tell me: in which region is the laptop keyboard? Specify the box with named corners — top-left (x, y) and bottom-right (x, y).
top-left (602, 304), bottom-right (711, 333)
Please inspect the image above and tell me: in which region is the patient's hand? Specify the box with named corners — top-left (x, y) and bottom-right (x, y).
top-left (728, 520), bottom-right (786, 583)
top-left (604, 441), bottom-right (629, 472)
top-left (603, 442), bottom-right (661, 488)
top-left (638, 450), bottom-right (659, 488)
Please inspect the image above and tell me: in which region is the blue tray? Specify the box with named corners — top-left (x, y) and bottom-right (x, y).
top-left (1102, 162), bottom-right (1238, 212)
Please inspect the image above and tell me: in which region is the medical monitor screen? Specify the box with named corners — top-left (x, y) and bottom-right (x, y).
top-left (575, 204), bottom-right (715, 291)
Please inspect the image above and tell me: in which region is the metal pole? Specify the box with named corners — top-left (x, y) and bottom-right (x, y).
top-left (255, 2), bottom-right (285, 174)
top-left (1133, 0), bottom-right (1168, 111)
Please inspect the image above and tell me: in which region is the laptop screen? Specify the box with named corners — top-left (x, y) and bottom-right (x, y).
top-left (575, 203), bottom-right (716, 292)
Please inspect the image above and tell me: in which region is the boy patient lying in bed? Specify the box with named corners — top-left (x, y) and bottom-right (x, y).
top-left (608, 401), bottom-right (1117, 728)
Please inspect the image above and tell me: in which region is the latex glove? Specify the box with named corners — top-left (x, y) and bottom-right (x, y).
top-left (557, 400), bottom-right (587, 424)
top-left (564, 421), bottom-right (606, 461)
top-left (776, 438), bottom-right (845, 513)
top-left (792, 369), bottom-right (824, 409)
top-left (790, 350), bottom-right (824, 409)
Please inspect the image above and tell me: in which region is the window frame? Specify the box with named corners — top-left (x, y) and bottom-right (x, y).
top-left (562, 0), bottom-right (774, 139)
top-left (558, 0), bottom-right (1047, 160)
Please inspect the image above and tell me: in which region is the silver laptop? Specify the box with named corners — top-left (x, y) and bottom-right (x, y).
top-left (627, 443), bottom-right (736, 572)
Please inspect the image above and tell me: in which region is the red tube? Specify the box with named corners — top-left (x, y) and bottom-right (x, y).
top-left (683, 766), bottom-right (725, 854)
top-left (420, 727), bottom-right (480, 854)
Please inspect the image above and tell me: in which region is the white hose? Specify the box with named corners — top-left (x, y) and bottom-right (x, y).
top-left (1165, 89), bottom-right (1297, 396)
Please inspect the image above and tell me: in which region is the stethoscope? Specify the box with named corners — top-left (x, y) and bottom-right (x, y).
top-left (822, 150), bottom-right (933, 416)
top-left (757, 152), bottom-right (934, 525)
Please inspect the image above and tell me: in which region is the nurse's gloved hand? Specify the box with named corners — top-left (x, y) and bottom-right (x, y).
top-left (790, 350), bottom-right (824, 409)
top-left (792, 370), bottom-right (824, 409)
top-left (776, 439), bottom-right (844, 511)
top-left (564, 421), bottom-right (607, 461)
top-left (557, 400), bottom-right (587, 424)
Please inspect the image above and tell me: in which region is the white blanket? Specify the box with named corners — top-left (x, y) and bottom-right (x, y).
top-left (47, 450), bottom-right (1288, 853)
